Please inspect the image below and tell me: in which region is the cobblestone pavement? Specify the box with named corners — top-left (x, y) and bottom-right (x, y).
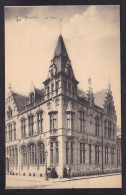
top-left (6, 173), bottom-right (122, 189)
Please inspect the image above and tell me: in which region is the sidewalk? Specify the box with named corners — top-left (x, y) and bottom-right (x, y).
top-left (6, 172), bottom-right (121, 183)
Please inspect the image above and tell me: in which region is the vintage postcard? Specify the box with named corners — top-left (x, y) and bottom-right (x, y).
top-left (5, 5), bottom-right (121, 189)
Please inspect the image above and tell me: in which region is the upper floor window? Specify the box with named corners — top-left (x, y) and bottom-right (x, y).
top-left (51, 83), bottom-right (54, 92)
top-left (107, 103), bottom-right (112, 116)
top-left (13, 122), bottom-right (16, 140)
top-left (50, 112), bottom-right (57, 129)
top-left (56, 81), bottom-right (59, 95)
top-left (104, 120), bottom-right (107, 138)
top-left (108, 121), bottom-right (111, 139)
top-left (21, 118), bottom-right (26, 138)
top-left (79, 111), bottom-right (85, 132)
top-left (95, 117), bottom-right (100, 137)
top-left (37, 111), bottom-right (43, 134)
top-left (66, 112), bottom-right (74, 130)
top-left (51, 69), bottom-right (54, 79)
top-left (8, 123), bottom-right (12, 141)
top-left (68, 83), bottom-right (71, 95)
top-left (28, 115), bottom-right (34, 136)
top-left (113, 124), bottom-right (115, 140)
top-left (95, 145), bottom-right (100, 164)
top-left (46, 86), bottom-right (50, 99)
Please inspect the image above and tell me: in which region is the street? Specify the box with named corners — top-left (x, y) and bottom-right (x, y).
top-left (6, 173), bottom-right (122, 189)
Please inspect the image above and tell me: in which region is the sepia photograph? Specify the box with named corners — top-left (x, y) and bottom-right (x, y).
top-left (5, 5), bottom-right (122, 189)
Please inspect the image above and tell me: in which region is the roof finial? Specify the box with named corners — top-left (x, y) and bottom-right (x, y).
top-left (88, 78), bottom-right (92, 92)
top-left (59, 18), bottom-right (62, 35)
top-left (108, 75), bottom-right (111, 91)
top-left (8, 82), bottom-right (12, 92)
top-left (30, 80), bottom-right (35, 92)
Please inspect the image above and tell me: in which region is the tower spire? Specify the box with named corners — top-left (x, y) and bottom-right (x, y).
top-left (59, 18), bottom-right (62, 35)
top-left (108, 76), bottom-right (111, 91)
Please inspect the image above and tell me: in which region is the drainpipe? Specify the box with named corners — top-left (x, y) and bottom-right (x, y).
top-left (101, 113), bottom-right (104, 174)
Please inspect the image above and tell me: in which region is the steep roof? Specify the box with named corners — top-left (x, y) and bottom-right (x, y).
top-left (51, 35), bottom-right (76, 80)
top-left (12, 92), bottom-right (26, 110)
top-left (94, 89), bottom-right (107, 108)
top-left (77, 88), bottom-right (87, 98)
top-left (52, 35), bottom-right (70, 61)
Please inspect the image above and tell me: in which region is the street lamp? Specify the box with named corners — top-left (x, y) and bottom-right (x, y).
top-left (44, 150), bottom-right (48, 180)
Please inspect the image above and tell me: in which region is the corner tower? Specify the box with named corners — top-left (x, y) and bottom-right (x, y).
top-left (43, 35), bottom-right (79, 100)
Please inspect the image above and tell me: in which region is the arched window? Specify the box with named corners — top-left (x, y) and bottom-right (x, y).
top-left (38, 143), bottom-right (45, 165)
top-left (21, 118), bottom-right (26, 138)
top-left (28, 144), bottom-right (36, 166)
top-left (22, 146), bottom-right (27, 166)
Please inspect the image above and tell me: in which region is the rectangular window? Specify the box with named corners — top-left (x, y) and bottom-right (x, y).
top-left (28, 115), bottom-right (34, 136)
top-left (66, 141), bottom-right (69, 164)
top-left (63, 80), bottom-right (67, 94)
top-left (80, 111), bottom-right (85, 132)
top-left (51, 83), bottom-right (54, 92)
top-left (105, 146), bottom-right (109, 165)
top-left (89, 144), bottom-right (92, 164)
top-left (37, 111), bottom-right (43, 134)
top-left (68, 83), bottom-right (71, 95)
top-left (56, 81), bottom-right (59, 95)
top-left (22, 147), bottom-right (27, 166)
top-left (111, 147), bottom-right (114, 165)
top-left (117, 149), bottom-right (121, 165)
top-left (108, 121), bottom-right (111, 139)
top-left (113, 124), bottom-right (115, 140)
top-left (46, 86), bottom-right (50, 99)
top-left (12, 148), bottom-right (15, 166)
top-left (21, 118), bottom-right (26, 138)
top-left (50, 142), bottom-right (53, 164)
top-left (9, 149), bottom-right (12, 166)
top-left (104, 120), bottom-right (107, 138)
top-left (67, 112), bottom-right (74, 130)
top-left (95, 117), bottom-right (100, 137)
top-left (80, 143), bottom-right (85, 164)
top-left (71, 142), bottom-right (74, 164)
top-left (56, 141), bottom-right (59, 164)
top-left (95, 145), bottom-right (100, 164)
top-left (50, 112), bottom-right (57, 129)
top-left (14, 123), bottom-right (16, 140)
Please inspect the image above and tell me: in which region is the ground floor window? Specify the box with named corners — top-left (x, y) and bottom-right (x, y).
top-left (105, 146), bottom-right (109, 165)
top-left (89, 144), bottom-right (92, 164)
top-left (28, 144), bottom-right (36, 166)
top-left (50, 141), bottom-right (59, 165)
top-left (111, 147), bottom-right (114, 165)
top-left (80, 143), bottom-right (85, 164)
top-left (38, 143), bottom-right (45, 165)
top-left (95, 145), bottom-right (100, 164)
top-left (22, 146), bottom-right (27, 166)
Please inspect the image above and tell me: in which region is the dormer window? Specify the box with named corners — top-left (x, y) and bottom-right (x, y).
top-left (51, 70), bottom-right (54, 79)
top-left (30, 93), bottom-right (34, 104)
top-left (7, 106), bottom-right (12, 119)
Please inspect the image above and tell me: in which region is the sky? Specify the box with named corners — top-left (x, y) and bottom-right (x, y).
top-left (5, 5), bottom-right (121, 127)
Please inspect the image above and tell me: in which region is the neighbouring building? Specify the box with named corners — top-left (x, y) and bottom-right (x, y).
top-left (5, 34), bottom-right (121, 178)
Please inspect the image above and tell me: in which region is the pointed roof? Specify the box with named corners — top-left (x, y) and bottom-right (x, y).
top-left (12, 92), bottom-right (26, 110)
top-left (94, 89), bottom-right (107, 108)
top-left (52, 35), bottom-right (70, 60)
